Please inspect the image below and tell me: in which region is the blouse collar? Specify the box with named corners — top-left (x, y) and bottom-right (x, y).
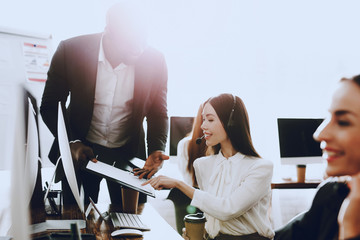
top-left (217, 151), bottom-right (245, 163)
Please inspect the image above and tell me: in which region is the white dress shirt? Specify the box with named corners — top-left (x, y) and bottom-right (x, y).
top-left (86, 36), bottom-right (135, 148)
top-left (191, 152), bottom-right (275, 239)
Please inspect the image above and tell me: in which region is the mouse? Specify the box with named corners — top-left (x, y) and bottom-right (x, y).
top-left (111, 228), bottom-right (144, 237)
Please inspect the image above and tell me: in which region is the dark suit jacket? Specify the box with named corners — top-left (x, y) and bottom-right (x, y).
top-left (274, 181), bottom-right (350, 240)
top-left (40, 33), bottom-right (168, 170)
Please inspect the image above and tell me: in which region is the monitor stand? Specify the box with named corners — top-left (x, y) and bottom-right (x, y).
top-left (296, 165), bottom-right (306, 183)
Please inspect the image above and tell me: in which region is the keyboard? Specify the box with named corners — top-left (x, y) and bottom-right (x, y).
top-left (110, 212), bottom-right (150, 231)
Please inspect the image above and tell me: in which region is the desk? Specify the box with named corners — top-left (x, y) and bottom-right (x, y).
top-left (31, 203), bottom-right (183, 240)
top-left (271, 181), bottom-right (321, 189)
top-left (272, 163), bottom-right (326, 190)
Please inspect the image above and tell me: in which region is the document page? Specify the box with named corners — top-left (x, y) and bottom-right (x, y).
top-left (85, 161), bottom-right (155, 197)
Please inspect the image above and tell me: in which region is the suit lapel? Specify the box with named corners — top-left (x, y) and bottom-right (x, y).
top-left (81, 34), bottom-right (101, 101)
top-left (72, 33), bottom-right (101, 135)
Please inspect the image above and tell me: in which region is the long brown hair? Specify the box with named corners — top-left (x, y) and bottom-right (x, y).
top-left (187, 104), bottom-right (207, 187)
top-left (205, 93), bottom-right (260, 158)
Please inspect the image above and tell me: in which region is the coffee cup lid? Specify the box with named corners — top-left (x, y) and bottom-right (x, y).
top-left (184, 213), bottom-right (206, 223)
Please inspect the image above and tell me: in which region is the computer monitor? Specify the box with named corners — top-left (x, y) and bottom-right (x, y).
top-left (6, 86), bottom-right (41, 238)
top-left (169, 117), bottom-right (194, 156)
top-left (23, 88), bottom-right (44, 211)
top-left (277, 118), bottom-right (324, 165)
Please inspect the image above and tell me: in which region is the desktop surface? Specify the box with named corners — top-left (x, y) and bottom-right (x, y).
top-left (30, 202), bottom-right (182, 240)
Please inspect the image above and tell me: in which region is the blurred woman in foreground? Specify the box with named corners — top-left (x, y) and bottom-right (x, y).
top-left (275, 75), bottom-right (360, 240)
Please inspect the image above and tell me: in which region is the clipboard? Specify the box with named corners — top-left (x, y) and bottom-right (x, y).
top-left (84, 160), bottom-right (156, 198)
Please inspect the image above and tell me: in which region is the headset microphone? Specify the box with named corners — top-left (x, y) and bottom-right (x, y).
top-left (196, 135), bottom-right (205, 145)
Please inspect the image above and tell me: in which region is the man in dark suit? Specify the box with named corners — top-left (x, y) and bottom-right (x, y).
top-left (40, 1), bottom-right (169, 205)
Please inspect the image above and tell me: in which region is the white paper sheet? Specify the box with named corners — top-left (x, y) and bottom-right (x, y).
top-left (57, 102), bottom-right (84, 212)
top-left (22, 41), bottom-right (51, 83)
top-left (24, 98), bottom-right (39, 205)
top-left (86, 161), bottom-right (155, 197)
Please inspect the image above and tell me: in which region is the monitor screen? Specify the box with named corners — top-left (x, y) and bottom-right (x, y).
top-left (169, 117), bottom-right (194, 156)
top-left (277, 118), bottom-right (324, 165)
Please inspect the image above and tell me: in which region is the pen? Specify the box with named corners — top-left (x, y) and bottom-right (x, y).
top-left (126, 169), bottom-right (135, 174)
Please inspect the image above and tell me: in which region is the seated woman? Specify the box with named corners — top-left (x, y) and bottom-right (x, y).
top-left (169, 103), bottom-right (207, 234)
top-left (144, 93), bottom-right (274, 240)
top-left (275, 75), bottom-right (360, 240)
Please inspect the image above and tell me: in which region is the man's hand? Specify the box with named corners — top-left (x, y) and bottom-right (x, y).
top-left (133, 151), bottom-right (169, 179)
top-left (70, 141), bottom-right (97, 170)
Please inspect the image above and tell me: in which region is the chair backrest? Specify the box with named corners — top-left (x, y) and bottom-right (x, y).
top-left (169, 116), bottom-right (194, 156)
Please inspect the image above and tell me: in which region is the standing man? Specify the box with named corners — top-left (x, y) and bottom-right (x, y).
top-left (40, 1), bottom-right (169, 205)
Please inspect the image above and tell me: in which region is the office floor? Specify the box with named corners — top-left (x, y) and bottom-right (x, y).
top-left (271, 188), bottom-right (316, 229)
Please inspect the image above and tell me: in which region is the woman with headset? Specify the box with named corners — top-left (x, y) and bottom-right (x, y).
top-left (144, 93), bottom-right (274, 240)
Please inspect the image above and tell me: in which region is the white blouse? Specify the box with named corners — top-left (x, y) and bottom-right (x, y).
top-left (190, 152), bottom-right (274, 239)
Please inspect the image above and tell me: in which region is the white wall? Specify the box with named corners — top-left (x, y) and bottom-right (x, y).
top-left (1, 0), bottom-right (360, 173)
